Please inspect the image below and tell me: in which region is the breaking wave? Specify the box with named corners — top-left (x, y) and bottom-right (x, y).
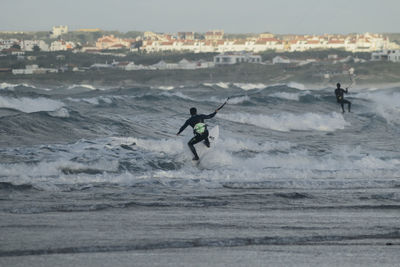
top-left (0, 96), bottom-right (65, 113)
top-left (218, 112), bottom-right (349, 132)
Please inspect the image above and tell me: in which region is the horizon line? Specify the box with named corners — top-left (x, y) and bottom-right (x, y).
top-left (0, 29), bottom-right (399, 36)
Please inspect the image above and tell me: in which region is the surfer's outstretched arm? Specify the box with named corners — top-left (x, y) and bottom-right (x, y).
top-left (177, 120), bottom-right (189, 135)
top-left (201, 111), bottom-right (217, 120)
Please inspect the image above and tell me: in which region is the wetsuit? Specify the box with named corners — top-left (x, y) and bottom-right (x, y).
top-left (335, 88), bottom-right (351, 112)
top-left (177, 112), bottom-right (217, 160)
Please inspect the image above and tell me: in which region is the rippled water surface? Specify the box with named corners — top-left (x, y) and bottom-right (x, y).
top-left (1, 82), bottom-right (400, 266)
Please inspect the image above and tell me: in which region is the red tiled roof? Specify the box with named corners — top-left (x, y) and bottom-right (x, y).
top-left (328, 40), bottom-right (344, 44)
top-left (100, 38), bottom-right (114, 43)
top-left (259, 38), bottom-right (278, 42)
top-left (161, 41), bottom-right (174, 45)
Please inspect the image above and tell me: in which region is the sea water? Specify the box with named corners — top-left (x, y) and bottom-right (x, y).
top-left (0, 82), bottom-right (400, 266)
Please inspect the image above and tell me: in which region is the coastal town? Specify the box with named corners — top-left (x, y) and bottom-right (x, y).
top-left (1, 26), bottom-right (400, 76)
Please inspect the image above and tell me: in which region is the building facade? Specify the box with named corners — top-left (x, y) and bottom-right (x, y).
top-left (214, 52), bottom-right (262, 65)
top-left (50, 26), bottom-right (68, 38)
top-left (20, 40), bottom-right (49, 51)
top-left (95, 35), bottom-right (131, 50)
top-left (371, 50), bottom-right (400, 62)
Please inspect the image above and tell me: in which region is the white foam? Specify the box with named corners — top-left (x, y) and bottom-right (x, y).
top-left (208, 95), bottom-right (249, 105)
top-left (187, 139), bottom-right (400, 184)
top-left (67, 96), bottom-right (115, 105)
top-left (157, 86), bottom-right (175, 90)
top-left (0, 158), bottom-right (120, 185)
top-left (0, 82), bottom-right (37, 90)
top-left (48, 108), bottom-right (70, 118)
top-left (286, 82), bottom-right (306, 90)
top-left (2, 135), bottom-right (400, 189)
top-left (158, 147), bottom-right (400, 185)
top-left (225, 151), bottom-right (400, 180)
top-left (83, 98), bottom-right (102, 105)
top-left (355, 91), bottom-right (400, 124)
top-left (233, 83), bottom-right (267, 90)
top-left (0, 96), bottom-right (65, 113)
top-left (0, 83), bottom-right (16, 90)
top-left (202, 83), bottom-right (213, 87)
top-left (67, 84), bottom-right (97, 90)
top-left (219, 112), bottom-right (349, 132)
top-left (109, 136), bottom-right (185, 155)
top-left (218, 137), bottom-right (293, 153)
top-left (202, 82), bottom-right (234, 89)
top-left (227, 95), bottom-right (249, 104)
top-left (216, 82), bottom-right (230, 89)
top-left (160, 92), bottom-right (196, 101)
top-left (160, 92), bottom-right (248, 105)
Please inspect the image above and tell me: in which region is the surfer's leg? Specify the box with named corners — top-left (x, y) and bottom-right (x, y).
top-left (346, 100), bottom-right (351, 112)
top-left (340, 101), bottom-right (345, 113)
top-left (203, 131), bottom-right (210, 147)
top-left (204, 137), bottom-right (210, 148)
top-left (188, 135), bottom-right (203, 160)
top-left (341, 99), bottom-right (351, 112)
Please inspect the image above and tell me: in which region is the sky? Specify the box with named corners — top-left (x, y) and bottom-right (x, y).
top-left (1, 0), bottom-right (400, 34)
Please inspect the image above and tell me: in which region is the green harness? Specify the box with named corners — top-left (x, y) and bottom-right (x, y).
top-left (194, 123), bottom-right (206, 134)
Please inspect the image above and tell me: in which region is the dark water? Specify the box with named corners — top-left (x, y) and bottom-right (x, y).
top-left (1, 81), bottom-right (400, 266)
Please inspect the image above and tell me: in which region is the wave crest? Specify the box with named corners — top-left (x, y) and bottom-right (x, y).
top-left (219, 112), bottom-right (349, 132)
top-left (0, 96), bottom-right (65, 113)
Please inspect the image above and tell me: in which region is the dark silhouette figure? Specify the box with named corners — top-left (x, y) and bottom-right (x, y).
top-left (177, 107), bottom-right (218, 160)
top-left (335, 83), bottom-right (351, 113)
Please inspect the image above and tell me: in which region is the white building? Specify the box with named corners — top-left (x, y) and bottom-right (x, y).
top-left (125, 62), bottom-right (145, 70)
top-left (0, 39), bottom-right (18, 51)
top-left (50, 40), bottom-right (75, 51)
top-left (152, 60), bottom-right (179, 70)
top-left (371, 50), bottom-right (398, 61)
top-left (50, 26), bottom-right (68, 38)
top-left (124, 59), bottom-right (214, 71)
top-left (90, 63), bottom-right (113, 69)
top-left (20, 40), bottom-right (49, 51)
top-left (11, 51), bottom-right (25, 56)
top-left (214, 52), bottom-right (262, 65)
top-left (253, 38), bottom-right (284, 52)
top-left (12, 64), bottom-right (58, 74)
top-left (205, 30), bottom-right (224, 40)
top-left (388, 50), bottom-right (400, 62)
top-left (272, 56), bottom-right (291, 64)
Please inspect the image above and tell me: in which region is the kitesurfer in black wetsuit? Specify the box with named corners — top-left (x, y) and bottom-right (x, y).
top-left (176, 107), bottom-right (218, 161)
top-left (335, 83), bottom-right (351, 113)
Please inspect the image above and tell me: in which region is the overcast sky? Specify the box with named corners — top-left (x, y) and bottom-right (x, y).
top-left (1, 0), bottom-right (399, 34)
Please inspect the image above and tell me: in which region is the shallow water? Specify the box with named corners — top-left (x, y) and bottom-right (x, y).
top-left (1, 82), bottom-right (400, 266)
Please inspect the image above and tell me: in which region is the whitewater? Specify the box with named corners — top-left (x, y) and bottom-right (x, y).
top-left (1, 82), bottom-right (400, 266)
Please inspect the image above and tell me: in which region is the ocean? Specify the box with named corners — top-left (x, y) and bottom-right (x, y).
top-left (0, 81), bottom-right (400, 266)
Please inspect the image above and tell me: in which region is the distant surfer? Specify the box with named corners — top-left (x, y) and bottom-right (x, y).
top-left (176, 107), bottom-right (218, 161)
top-left (334, 83), bottom-right (351, 113)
